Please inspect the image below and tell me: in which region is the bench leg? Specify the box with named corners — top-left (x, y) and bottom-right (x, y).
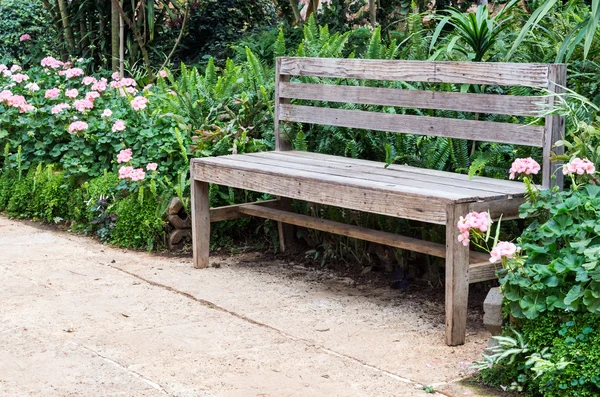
top-left (277, 197), bottom-right (296, 253)
top-left (191, 180), bottom-right (210, 269)
top-left (445, 203), bottom-right (470, 346)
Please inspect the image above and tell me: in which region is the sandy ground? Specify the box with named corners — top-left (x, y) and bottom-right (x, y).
top-left (0, 216), bottom-right (497, 397)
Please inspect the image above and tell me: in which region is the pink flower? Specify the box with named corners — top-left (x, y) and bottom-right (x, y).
top-left (41, 56), bottom-right (63, 69)
top-left (51, 103), bottom-right (70, 114)
top-left (158, 69), bottom-right (168, 78)
top-left (130, 168), bottom-right (146, 181)
top-left (68, 121), bottom-right (88, 134)
top-left (112, 120), bottom-right (126, 132)
top-left (143, 84), bottom-right (153, 91)
top-left (0, 65), bottom-right (6, 72)
top-left (130, 96), bottom-right (149, 111)
top-left (45, 88), bottom-right (60, 99)
top-left (74, 99), bottom-right (94, 112)
top-left (92, 78), bottom-right (107, 92)
top-left (489, 241), bottom-right (518, 264)
top-left (85, 91), bottom-right (100, 101)
top-left (118, 166), bottom-right (133, 179)
top-left (25, 82), bottom-right (40, 92)
top-left (125, 86), bottom-right (138, 95)
top-left (1, 70), bottom-right (11, 77)
top-left (65, 89), bottom-right (78, 99)
top-left (19, 104), bottom-right (35, 113)
top-left (10, 65), bottom-right (21, 73)
top-left (563, 158), bottom-right (595, 176)
top-left (82, 76), bottom-right (97, 86)
top-left (146, 163), bottom-right (158, 171)
top-left (509, 157), bottom-right (541, 180)
top-left (121, 77), bottom-right (136, 87)
top-left (19, 34), bottom-right (31, 42)
top-left (64, 68), bottom-right (84, 79)
top-left (101, 108), bottom-right (112, 118)
top-left (110, 80), bottom-right (122, 89)
top-left (117, 148), bottom-right (133, 163)
top-left (6, 94), bottom-right (26, 108)
top-left (0, 90), bottom-right (12, 103)
top-left (11, 73), bottom-right (29, 83)
top-left (111, 72), bottom-right (121, 80)
top-left (456, 211), bottom-right (491, 247)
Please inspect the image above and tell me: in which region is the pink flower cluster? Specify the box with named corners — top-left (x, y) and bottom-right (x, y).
top-left (117, 148), bottom-right (133, 163)
top-left (11, 73), bottom-right (29, 83)
top-left (45, 88), bottom-right (60, 99)
top-left (456, 211), bottom-right (491, 247)
top-left (41, 56), bottom-right (64, 69)
top-left (509, 158), bottom-right (541, 180)
top-left (65, 89), bottom-right (78, 99)
top-left (25, 82), bottom-right (40, 92)
top-left (130, 96), bottom-right (149, 111)
top-left (158, 70), bottom-right (168, 78)
top-left (51, 103), bottom-right (70, 114)
top-left (101, 108), bottom-right (112, 118)
top-left (68, 121), bottom-right (88, 134)
top-left (489, 242), bottom-right (518, 264)
top-left (64, 68), bottom-right (84, 79)
top-left (20, 34), bottom-right (31, 42)
top-left (85, 91), bottom-right (100, 101)
top-left (82, 76), bottom-right (97, 86)
top-left (562, 158), bottom-right (595, 176)
top-left (112, 120), bottom-right (126, 132)
top-left (0, 90), bottom-right (35, 113)
top-left (119, 166), bottom-right (146, 181)
top-left (91, 78), bottom-right (107, 92)
top-left (146, 163), bottom-right (158, 171)
top-left (74, 99), bottom-right (94, 112)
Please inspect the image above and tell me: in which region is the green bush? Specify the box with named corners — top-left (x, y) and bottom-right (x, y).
top-left (0, 172), bottom-right (15, 210)
top-left (480, 312), bottom-right (600, 396)
top-left (31, 167), bottom-right (75, 222)
top-left (110, 192), bottom-right (166, 250)
top-left (0, 0), bottom-right (56, 66)
top-left (6, 170), bottom-right (35, 218)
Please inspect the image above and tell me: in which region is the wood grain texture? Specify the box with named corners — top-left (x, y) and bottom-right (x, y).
top-left (542, 64), bottom-right (567, 189)
top-left (469, 261), bottom-right (499, 284)
top-left (445, 203), bottom-right (471, 346)
top-left (275, 58), bottom-right (292, 151)
top-left (192, 160), bottom-right (449, 224)
top-left (278, 57), bottom-right (552, 87)
top-left (279, 104), bottom-right (545, 147)
top-left (279, 82), bottom-right (546, 117)
top-left (247, 151), bottom-right (527, 197)
top-left (191, 180), bottom-right (210, 269)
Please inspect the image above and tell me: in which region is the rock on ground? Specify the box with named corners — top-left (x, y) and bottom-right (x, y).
top-left (0, 216), bottom-right (493, 396)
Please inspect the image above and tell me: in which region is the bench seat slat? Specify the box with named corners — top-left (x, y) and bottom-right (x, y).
top-left (241, 153), bottom-right (521, 198)
top-left (279, 104), bottom-right (545, 147)
top-left (249, 151), bottom-right (527, 194)
top-left (279, 58), bottom-right (551, 87)
top-left (193, 159), bottom-right (449, 224)
top-left (279, 82), bottom-right (546, 117)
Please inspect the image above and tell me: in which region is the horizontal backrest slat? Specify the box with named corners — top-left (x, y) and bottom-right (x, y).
top-left (279, 82), bottom-right (547, 117)
top-left (279, 104), bottom-right (545, 147)
top-left (279, 58), bottom-right (552, 88)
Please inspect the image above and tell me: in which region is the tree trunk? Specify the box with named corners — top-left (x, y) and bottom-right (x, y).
top-left (57, 0), bottom-right (76, 52)
top-left (288, 0), bottom-right (303, 24)
top-left (42, 0), bottom-right (69, 60)
top-left (111, 0), bottom-right (120, 71)
top-left (369, 0), bottom-right (377, 26)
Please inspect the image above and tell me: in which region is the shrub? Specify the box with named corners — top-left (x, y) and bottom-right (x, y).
top-left (6, 170), bottom-right (35, 218)
top-left (31, 166), bottom-right (75, 222)
top-left (111, 192), bottom-right (166, 250)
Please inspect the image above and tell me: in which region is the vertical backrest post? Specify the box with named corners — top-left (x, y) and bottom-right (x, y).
top-left (275, 58), bottom-right (292, 151)
top-left (543, 64), bottom-right (567, 189)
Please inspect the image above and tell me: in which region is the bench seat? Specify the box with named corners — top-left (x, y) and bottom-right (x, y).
top-left (192, 150), bottom-right (527, 225)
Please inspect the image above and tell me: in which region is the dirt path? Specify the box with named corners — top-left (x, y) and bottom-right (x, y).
top-left (0, 216), bottom-right (494, 396)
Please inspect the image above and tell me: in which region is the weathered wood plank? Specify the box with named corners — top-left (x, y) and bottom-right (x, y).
top-left (248, 152), bottom-right (526, 196)
top-left (191, 180), bottom-right (210, 269)
top-left (542, 64), bottom-right (567, 189)
top-left (192, 160), bottom-right (449, 224)
top-left (470, 197), bottom-right (526, 220)
top-left (279, 58), bottom-right (552, 88)
top-left (446, 203), bottom-right (471, 346)
top-left (279, 104), bottom-right (545, 147)
top-left (209, 199), bottom-right (281, 222)
top-left (279, 82), bottom-right (546, 117)
top-left (283, 151), bottom-right (525, 191)
top-left (275, 59), bottom-right (292, 151)
top-left (469, 261), bottom-right (499, 284)
top-left (238, 204), bottom-right (490, 263)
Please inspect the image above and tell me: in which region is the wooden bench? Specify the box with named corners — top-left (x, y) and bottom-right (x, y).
top-left (190, 58), bottom-right (566, 346)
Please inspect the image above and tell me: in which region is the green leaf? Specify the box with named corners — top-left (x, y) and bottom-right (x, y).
top-left (520, 293), bottom-right (546, 319)
top-left (565, 285), bottom-right (584, 306)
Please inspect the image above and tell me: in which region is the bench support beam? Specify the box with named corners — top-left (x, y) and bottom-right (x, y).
top-left (191, 180), bottom-right (210, 269)
top-left (445, 203), bottom-right (471, 346)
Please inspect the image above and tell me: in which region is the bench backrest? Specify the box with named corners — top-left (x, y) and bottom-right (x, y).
top-left (274, 57), bottom-right (566, 188)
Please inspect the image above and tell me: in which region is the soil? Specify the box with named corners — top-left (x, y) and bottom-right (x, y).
top-left (1, 216), bottom-right (499, 396)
